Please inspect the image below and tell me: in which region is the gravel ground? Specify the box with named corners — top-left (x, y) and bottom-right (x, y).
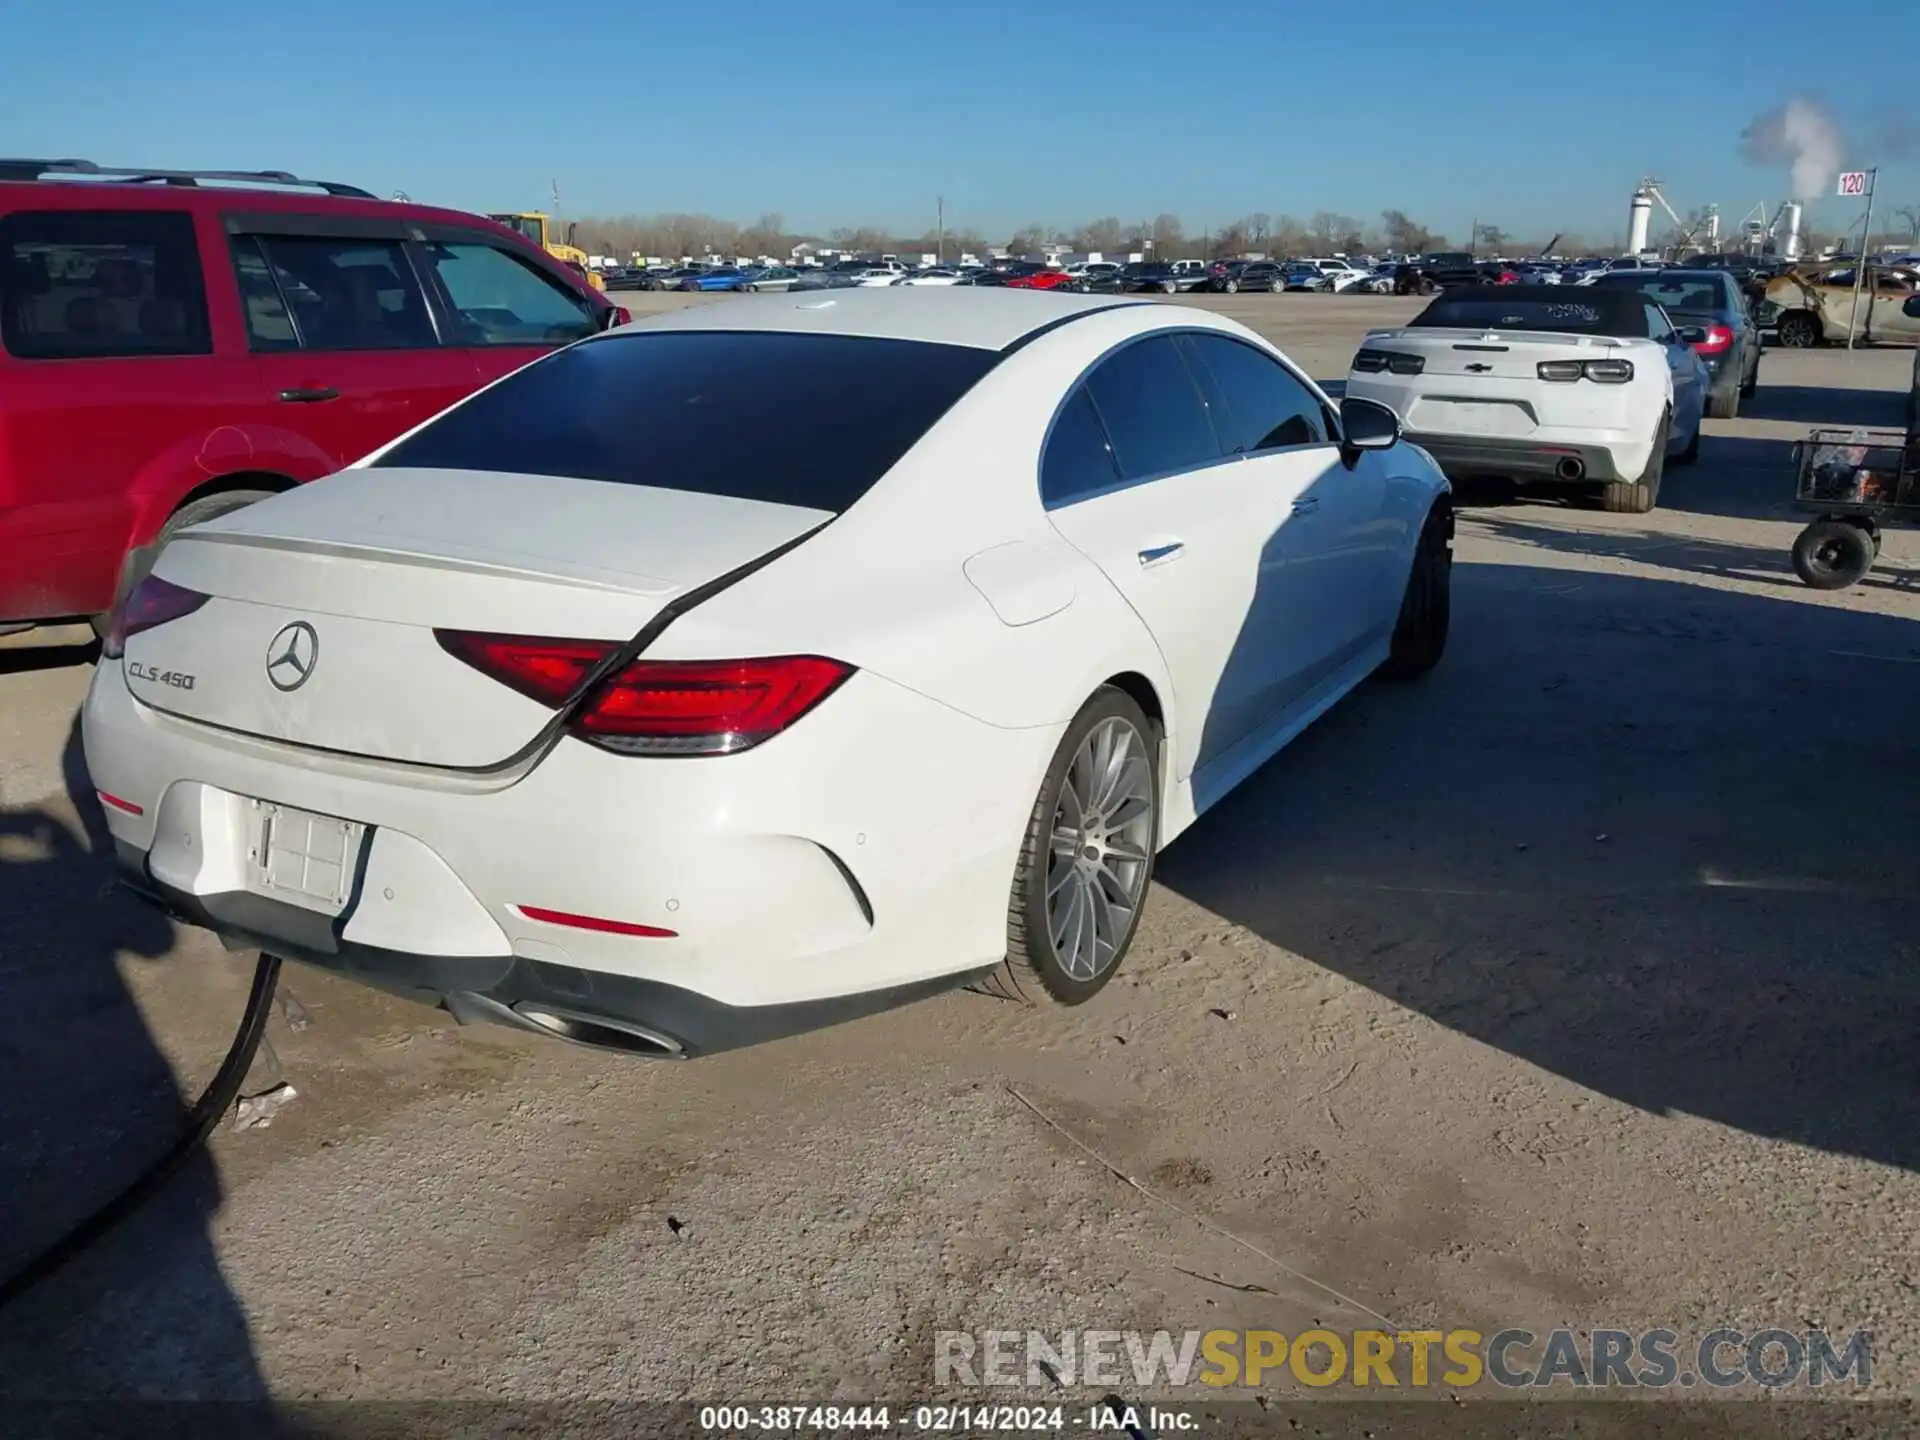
top-left (1, 293), bottom-right (1916, 1422)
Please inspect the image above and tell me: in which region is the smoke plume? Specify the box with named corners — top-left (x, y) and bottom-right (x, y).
top-left (1739, 95), bottom-right (1847, 200)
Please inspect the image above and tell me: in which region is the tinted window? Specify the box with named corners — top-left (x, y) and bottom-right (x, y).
top-left (229, 237), bottom-right (298, 352)
top-left (1082, 336), bottom-right (1222, 480)
top-left (1179, 334), bottom-right (1328, 453)
top-left (1041, 386), bottom-right (1121, 505)
top-left (1644, 303), bottom-right (1675, 342)
top-left (419, 241), bottom-right (594, 346)
top-left (372, 331), bottom-right (998, 513)
top-left (250, 235), bottom-right (437, 351)
top-left (0, 209), bottom-right (211, 360)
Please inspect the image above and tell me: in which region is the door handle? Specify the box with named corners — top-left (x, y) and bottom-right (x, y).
top-left (1137, 541), bottom-right (1185, 567)
top-left (279, 386), bottom-right (340, 403)
top-left (1291, 497), bottom-right (1321, 515)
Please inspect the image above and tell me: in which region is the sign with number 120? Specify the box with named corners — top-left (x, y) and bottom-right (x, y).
top-left (1837, 171), bottom-right (1869, 197)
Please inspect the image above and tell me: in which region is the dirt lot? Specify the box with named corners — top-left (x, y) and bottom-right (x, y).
top-left (2, 292), bottom-right (1917, 1416)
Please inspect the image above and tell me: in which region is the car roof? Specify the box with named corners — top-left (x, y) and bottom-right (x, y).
top-left (0, 173), bottom-right (512, 236)
top-left (595, 287), bottom-right (1152, 352)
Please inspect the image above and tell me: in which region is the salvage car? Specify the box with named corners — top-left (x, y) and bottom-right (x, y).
top-left (84, 289), bottom-right (1452, 1059)
top-left (1765, 261), bottom-right (1920, 349)
top-left (1345, 284), bottom-right (1707, 514)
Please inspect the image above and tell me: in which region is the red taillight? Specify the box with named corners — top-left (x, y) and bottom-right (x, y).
top-left (1693, 324), bottom-right (1734, 355)
top-left (613, 305), bottom-right (631, 326)
top-left (436, 631), bottom-right (854, 757)
top-left (435, 631), bottom-right (618, 706)
top-left (103, 574), bottom-right (210, 659)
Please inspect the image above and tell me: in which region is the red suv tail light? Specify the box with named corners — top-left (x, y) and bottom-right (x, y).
top-left (436, 631), bottom-right (854, 757)
top-left (102, 574), bottom-right (210, 659)
top-left (1693, 324), bottom-right (1734, 355)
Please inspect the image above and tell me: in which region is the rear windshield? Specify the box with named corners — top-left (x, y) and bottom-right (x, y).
top-left (1592, 272), bottom-right (1729, 310)
top-left (1410, 292), bottom-right (1649, 337)
top-left (371, 331), bottom-right (998, 512)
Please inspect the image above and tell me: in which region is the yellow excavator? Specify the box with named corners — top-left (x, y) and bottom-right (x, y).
top-left (487, 212), bottom-right (606, 292)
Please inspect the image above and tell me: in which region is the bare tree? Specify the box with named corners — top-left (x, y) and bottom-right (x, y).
top-left (1380, 209), bottom-right (1436, 255)
top-left (1474, 223), bottom-right (1510, 253)
top-left (1307, 211), bottom-right (1360, 252)
top-left (1241, 212), bottom-right (1272, 252)
top-left (1271, 214), bottom-right (1308, 257)
top-left (1006, 223), bottom-right (1046, 256)
top-left (1895, 206), bottom-right (1920, 245)
top-left (1149, 213), bottom-right (1186, 256)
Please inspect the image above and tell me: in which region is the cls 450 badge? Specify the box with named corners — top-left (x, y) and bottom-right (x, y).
top-left (128, 662), bottom-right (196, 691)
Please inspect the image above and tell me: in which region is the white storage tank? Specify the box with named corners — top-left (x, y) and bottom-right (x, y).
top-left (1780, 201), bottom-right (1804, 260)
top-left (1627, 186), bottom-right (1654, 256)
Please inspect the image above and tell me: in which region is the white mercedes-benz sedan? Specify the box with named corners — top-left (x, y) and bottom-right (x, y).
top-left (83, 289), bottom-right (1453, 1058)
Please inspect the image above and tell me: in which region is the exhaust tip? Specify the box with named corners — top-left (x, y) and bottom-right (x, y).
top-left (1554, 456), bottom-right (1586, 481)
top-left (512, 1003), bottom-right (687, 1058)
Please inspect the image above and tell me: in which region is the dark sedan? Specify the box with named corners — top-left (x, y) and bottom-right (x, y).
top-left (1119, 262), bottom-right (1206, 293)
top-left (1592, 268), bottom-right (1761, 418)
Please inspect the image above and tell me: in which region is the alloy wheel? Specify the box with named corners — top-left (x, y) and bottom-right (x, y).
top-left (1045, 717), bottom-right (1154, 981)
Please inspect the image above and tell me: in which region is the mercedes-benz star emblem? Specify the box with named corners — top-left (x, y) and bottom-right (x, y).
top-left (266, 621), bottom-right (319, 693)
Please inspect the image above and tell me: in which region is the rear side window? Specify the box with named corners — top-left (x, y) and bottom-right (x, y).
top-left (1041, 386), bottom-right (1121, 506)
top-left (0, 210), bottom-right (211, 360)
top-left (1178, 334), bottom-right (1328, 453)
top-left (371, 331), bottom-right (998, 513)
top-left (416, 241), bottom-right (595, 346)
top-left (246, 235), bottom-right (438, 351)
top-left (1082, 335), bottom-right (1222, 481)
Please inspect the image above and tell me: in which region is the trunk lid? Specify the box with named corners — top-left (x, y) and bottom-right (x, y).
top-left (1359, 327), bottom-right (1646, 437)
top-left (125, 467), bottom-right (830, 767)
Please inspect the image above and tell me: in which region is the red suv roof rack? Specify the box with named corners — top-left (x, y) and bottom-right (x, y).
top-left (0, 157), bottom-right (377, 200)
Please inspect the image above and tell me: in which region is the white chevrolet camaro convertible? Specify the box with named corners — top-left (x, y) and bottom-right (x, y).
top-left (1345, 284), bottom-right (1707, 515)
top-left (84, 289), bottom-right (1452, 1058)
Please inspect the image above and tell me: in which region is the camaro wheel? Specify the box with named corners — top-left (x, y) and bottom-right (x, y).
top-left (1378, 500), bottom-right (1452, 681)
top-left (991, 688), bottom-right (1159, 1006)
top-left (1601, 412), bottom-right (1666, 514)
top-left (1792, 519), bottom-right (1874, 590)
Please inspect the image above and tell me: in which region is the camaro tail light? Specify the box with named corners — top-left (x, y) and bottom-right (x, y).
top-left (1538, 358), bottom-right (1634, 384)
top-left (437, 630), bottom-right (854, 757)
top-left (102, 574), bottom-right (210, 659)
top-left (1353, 348), bottom-right (1426, 375)
top-left (1693, 324), bottom-right (1734, 355)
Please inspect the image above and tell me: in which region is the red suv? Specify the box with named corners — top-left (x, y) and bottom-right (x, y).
top-left (0, 158), bottom-right (624, 638)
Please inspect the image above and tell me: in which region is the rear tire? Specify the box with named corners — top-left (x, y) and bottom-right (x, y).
top-left (92, 488), bottom-right (278, 640)
top-left (988, 688), bottom-right (1159, 1007)
top-left (1707, 383), bottom-right (1740, 420)
top-left (1160, 281), bottom-right (1177, 294)
top-left (1674, 410), bottom-right (1701, 465)
top-left (1600, 414), bottom-right (1666, 514)
top-left (1223, 279), bottom-right (1239, 294)
top-left (1741, 357), bottom-right (1760, 399)
top-left (1377, 500), bottom-right (1452, 681)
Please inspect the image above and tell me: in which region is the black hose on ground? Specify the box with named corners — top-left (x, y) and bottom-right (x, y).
top-left (0, 951), bottom-right (283, 1312)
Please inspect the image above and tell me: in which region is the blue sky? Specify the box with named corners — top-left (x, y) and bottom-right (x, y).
top-left (5, 0), bottom-right (1915, 246)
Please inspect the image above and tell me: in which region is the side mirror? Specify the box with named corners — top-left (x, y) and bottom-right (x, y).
top-left (598, 304), bottom-right (629, 331)
top-left (1341, 397), bottom-right (1400, 455)
top-left (1676, 325), bottom-right (1707, 345)
top-left (1905, 295), bottom-right (1920, 319)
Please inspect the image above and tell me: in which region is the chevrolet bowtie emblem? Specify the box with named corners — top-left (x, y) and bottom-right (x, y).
top-left (266, 621), bottom-right (319, 692)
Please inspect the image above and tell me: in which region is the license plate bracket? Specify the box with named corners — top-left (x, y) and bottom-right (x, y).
top-left (245, 800), bottom-right (366, 915)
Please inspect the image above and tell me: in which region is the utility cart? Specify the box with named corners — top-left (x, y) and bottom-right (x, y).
top-left (1789, 426), bottom-right (1920, 590)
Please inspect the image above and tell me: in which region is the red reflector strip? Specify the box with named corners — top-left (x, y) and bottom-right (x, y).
top-left (514, 904), bottom-right (677, 938)
top-left (98, 790), bottom-right (144, 816)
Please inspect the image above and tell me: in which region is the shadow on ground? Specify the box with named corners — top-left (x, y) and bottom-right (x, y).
top-left (1737, 382), bottom-right (1908, 428)
top-left (1158, 557), bottom-right (1920, 1172)
top-left (0, 716), bottom-right (265, 1398)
